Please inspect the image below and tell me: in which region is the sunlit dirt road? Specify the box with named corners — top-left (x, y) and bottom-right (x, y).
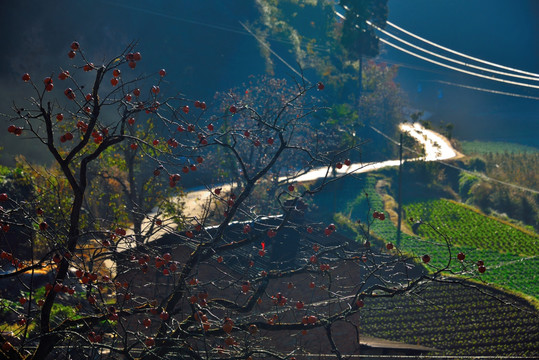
top-left (182, 122), bottom-right (462, 218)
top-left (114, 122), bottom-right (462, 254)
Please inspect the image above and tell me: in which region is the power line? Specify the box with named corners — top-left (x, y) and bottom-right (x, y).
top-left (239, 21), bottom-right (311, 83)
top-left (334, 9), bottom-right (539, 89)
top-left (377, 37), bottom-right (539, 90)
top-left (106, 1), bottom-right (539, 100)
top-left (100, 1), bottom-right (331, 53)
top-left (430, 80), bottom-right (539, 100)
top-left (367, 21), bottom-right (539, 82)
top-left (385, 21), bottom-right (539, 79)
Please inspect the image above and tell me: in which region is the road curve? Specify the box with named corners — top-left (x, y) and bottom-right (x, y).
top-left (114, 122), bottom-right (462, 253)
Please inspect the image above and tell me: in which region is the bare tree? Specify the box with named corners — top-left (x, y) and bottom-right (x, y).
top-left (0, 42), bottom-right (467, 360)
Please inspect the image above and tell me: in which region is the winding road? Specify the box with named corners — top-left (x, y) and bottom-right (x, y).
top-left (115, 122), bottom-right (462, 253)
top-left (181, 122), bottom-right (462, 219)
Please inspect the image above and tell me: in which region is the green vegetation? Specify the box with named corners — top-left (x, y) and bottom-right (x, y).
top-left (328, 173), bottom-right (539, 356)
top-left (461, 141), bottom-right (538, 155)
top-left (458, 147), bottom-right (539, 231)
top-left (405, 199), bottom-right (538, 256)
top-left (332, 175), bottom-right (538, 299)
top-left (403, 199), bottom-right (539, 299)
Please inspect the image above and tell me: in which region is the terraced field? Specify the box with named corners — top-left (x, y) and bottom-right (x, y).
top-left (331, 174), bottom-right (539, 356)
top-left (361, 280), bottom-right (539, 357)
top-left (403, 199), bottom-right (539, 299)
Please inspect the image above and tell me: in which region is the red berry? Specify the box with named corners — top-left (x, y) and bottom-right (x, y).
top-left (145, 337), bottom-right (155, 347)
top-left (422, 254), bottom-right (431, 264)
top-left (58, 71), bottom-right (69, 80)
top-left (159, 69), bottom-right (166, 77)
top-left (478, 265), bottom-right (486, 273)
top-left (457, 252), bottom-right (465, 261)
top-left (317, 82), bottom-right (324, 90)
top-left (288, 185), bottom-right (295, 192)
top-left (124, 94), bottom-right (132, 102)
top-left (68, 50), bottom-right (76, 59)
top-left (70, 41), bottom-right (80, 50)
top-left (128, 117), bottom-right (135, 125)
top-left (229, 105), bottom-right (237, 113)
top-left (386, 242), bottom-right (394, 250)
top-left (64, 88), bottom-right (76, 100)
top-left (113, 69), bottom-right (121, 77)
top-left (110, 78), bottom-right (119, 86)
top-left (7, 125), bottom-right (16, 133)
top-left (133, 52), bottom-right (142, 61)
top-left (83, 63), bottom-right (93, 72)
top-left (196, 156), bottom-right (204, 164)
top-left (182, 105), bottom-right (189, 114)
top-left (143, 318), bottom-right (151, 328)
top-left (22, 73), bottom-right (30, 82)
top-left (128, 61), bottom-right (136, 69)
top-left (344, 159), bottom-right (351, 166)
top-left (207, 123), bottom-right (214, 131)
top-left (56, 113), bottom-right (64, 121)
top-left (133, 88), bottom-right (141, 97)
top-left (151, 85), bottom-right (160, 94)
top-left (477, 260), bottom-right (484, 267)
top-left (130, 143), bottom-right (138, 150)
top-left (336, 162), bottom-right (343, 169)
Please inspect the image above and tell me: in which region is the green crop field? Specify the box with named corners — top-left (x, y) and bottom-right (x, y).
top-left (334, 176), bottom-right (539, 299)
top-left (404, 199), bottom-right (538, 256)
top-left (330, 175), bottom-right (539, 357)
top-left (403, 199), bottom-right (539, 299)
top-left (460, 141), bottom-right (538, 155)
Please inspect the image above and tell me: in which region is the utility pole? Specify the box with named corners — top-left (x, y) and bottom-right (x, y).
top-left (397, 132), bottom-right (403, 246)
